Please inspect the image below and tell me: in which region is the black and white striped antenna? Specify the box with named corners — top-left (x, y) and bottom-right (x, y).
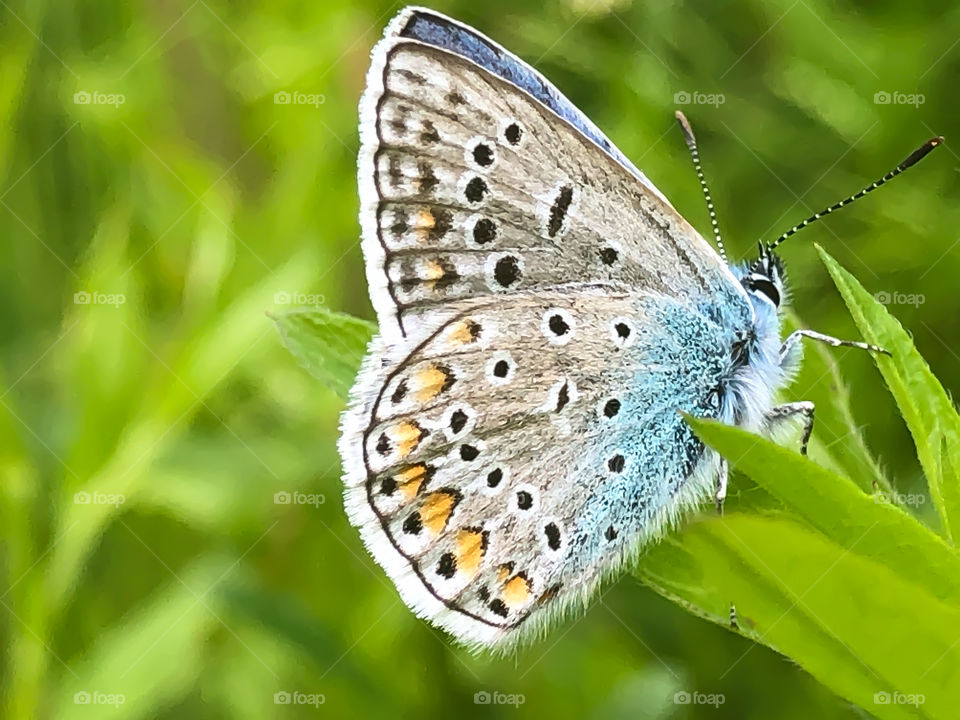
top-left (766, 136), bottom-right (943, 252)
top-left (675, 111), bottom-right (726, 262)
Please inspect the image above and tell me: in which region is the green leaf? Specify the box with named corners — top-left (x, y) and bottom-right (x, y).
top-left (818, 246), bottom-right (960, 542)
top-left (685, 417), bottom-right (960, 606)
top-left (272, 307), bottom-right (374, 400)
top-left (679, 514), bottom-right (960, 720)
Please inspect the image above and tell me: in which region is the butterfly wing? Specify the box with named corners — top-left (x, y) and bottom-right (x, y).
top-left (340, 288), bottom-right (738, 648)
top-left (359, 7), bottom-right (751, 345)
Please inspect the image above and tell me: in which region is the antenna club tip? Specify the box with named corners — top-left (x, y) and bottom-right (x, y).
top-left (931, 136), bottom-right (945, 146)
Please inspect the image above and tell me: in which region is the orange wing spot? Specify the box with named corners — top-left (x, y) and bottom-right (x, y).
top-left (423, 259), bottom-right (445, 290)
top-left (395, 464), bottom-right (428, 500)
top-left (496, 563), bottom-right (513, 582)
top-left (446, 319), bottom-right (480, 346)
top-left (392, 421), bottom-right (425, 459)
top-left (503, 574), bottom-right (532, 609)
top-left (420, 491), bottom-right (457, 535)
top-left (455, 530), bottom-right (486, 577)
top-left (414, 208), bottom-right (436, 234)
top-left (413, 364), bottom-right (454, 403)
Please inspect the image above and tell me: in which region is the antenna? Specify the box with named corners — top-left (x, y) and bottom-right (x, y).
top-left (767, 136), bottom-right (943, 252)
top-left (675, 111), bottom-right (726, 262)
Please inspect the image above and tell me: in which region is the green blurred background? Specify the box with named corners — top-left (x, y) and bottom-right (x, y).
top-left (2, 0), bottom-right (958, 717)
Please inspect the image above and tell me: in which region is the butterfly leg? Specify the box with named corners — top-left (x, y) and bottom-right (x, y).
top-left (780, 329), bottom-right (890, 361)
top-left (715, 457), bottom-right (728, 515)
top-left (765, 401), bottom-right (816, 455)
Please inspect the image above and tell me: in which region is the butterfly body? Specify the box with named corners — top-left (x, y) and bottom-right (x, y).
top-left (338, 6), bottom-right (883, 650)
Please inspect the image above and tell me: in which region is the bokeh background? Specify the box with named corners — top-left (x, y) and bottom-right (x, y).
top-left (2, 0), bottom-right (958, 717)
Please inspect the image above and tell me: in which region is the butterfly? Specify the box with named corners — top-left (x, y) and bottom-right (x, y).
top-left (337, 6), bottom-right (942, 651)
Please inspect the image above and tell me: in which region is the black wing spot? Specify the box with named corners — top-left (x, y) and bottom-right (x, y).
top-left (548, 314), bottom-right (570, 336)
top-left (472, 143), bottom-right (494, 167)
top-left (493, 359), bottom-right (510, 378)
top-left (615, 322), bottom-right (631, 339)
top-left (547, 185), bottom-right (574, 237)
top-left (605, 525), bottom-right (618, 541)
top-left (487, 468), bottom-right (503, 488)
top-left (489, 598), bottom-right (509, 617)
top-left (379, 476), bottom-right (396, 496)
top-left (460, 444), bottom-right (480, 461)
top-left (391, 379), bottom-right (408, 403)
top-left (493, 256), bottom-right (522, 287)
top-left (437, 552), bottom-right (457, 578)
top-left (600, 247), bottom-right (619, 265)
top-left (608, 454), bottom-right (625, 473)
top-left (504, 122), bottom-right (523, 145)
top-left (544, 522), bottom-right (561, 550)
top-left (603, 398), bottom-right (621, 418)
top-left (516, 490), bottom-right (533, 510)
top-left (473, 218), bottom-right (497, 244)
top-left (403, 512), bottom-right (422, 535)
top-left (429, 208), bottom-right (453, 241)
top-left (450, 409), bottom-right (468, 434)
top-left (556, 381), bottom-right (570, 411)
top-left (376, 434), bottom-right (391, 456)
top-left (464, 176), bottom-right (488, 203)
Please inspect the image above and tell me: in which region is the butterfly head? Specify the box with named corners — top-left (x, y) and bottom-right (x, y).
top-left (741, 244), bottom-right (785, 309)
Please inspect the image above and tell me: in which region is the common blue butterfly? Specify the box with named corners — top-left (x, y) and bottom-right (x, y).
top-left (338, 6), bottom-right (941, 650)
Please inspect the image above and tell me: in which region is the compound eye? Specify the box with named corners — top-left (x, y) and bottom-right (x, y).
top-left (752, 278), bottom-right (781, 307)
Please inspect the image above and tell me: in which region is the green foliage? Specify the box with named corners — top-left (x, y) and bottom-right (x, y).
top-left (273, 308), bottom-right (374, 400)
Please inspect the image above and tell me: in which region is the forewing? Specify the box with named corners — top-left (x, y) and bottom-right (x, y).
top-left (359, 12), bottom-right (750, 344)
top-left (339, 288), bottom-right (737, 648)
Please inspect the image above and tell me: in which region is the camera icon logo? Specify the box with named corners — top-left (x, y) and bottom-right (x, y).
top-left (274, 691), bottom-right (291, 705)
top-left (274, 491), bottom-right (292, 505)
top-left (474, 691), bottom-right (491, 704)
top-left (874, 91), bottom-right (891, 104)
top-left (673, 91), bottom-right (691, 104)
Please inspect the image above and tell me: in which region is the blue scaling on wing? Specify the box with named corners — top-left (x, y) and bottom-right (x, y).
top-left (568, 295), bottom-right (735, 573)
top-left (396, 9), bottom-right (670, 204)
